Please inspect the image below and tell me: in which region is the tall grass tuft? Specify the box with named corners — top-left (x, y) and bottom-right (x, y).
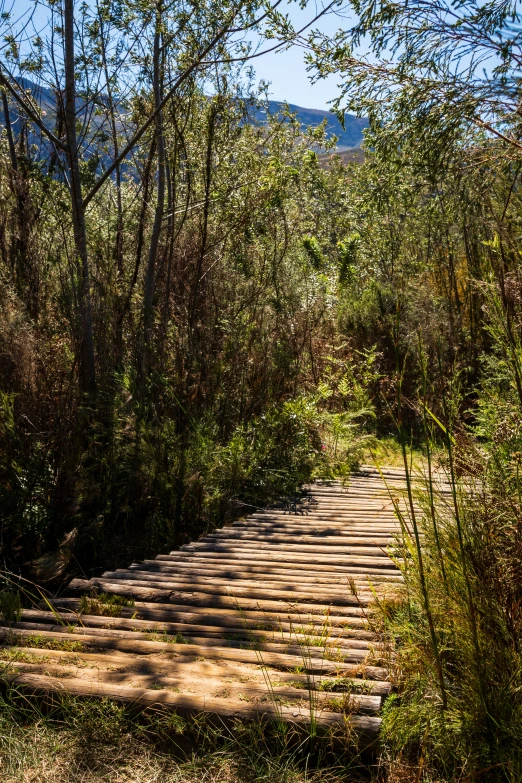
top-left (379, 335), bottom-right (522, 780)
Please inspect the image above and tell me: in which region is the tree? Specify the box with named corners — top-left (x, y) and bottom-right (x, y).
top-left (308, 0), bottom-right (522, 161)
top-left (0, 0), bottom-right (336, 398)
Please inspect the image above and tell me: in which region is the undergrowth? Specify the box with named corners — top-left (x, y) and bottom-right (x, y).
top-left (0, 688), bottom-right (383, 783)
top-left (4, 632), bottom-right (86, 653)
top-left (79, 592), bottom-right (135, 618)
top-left (373, 317), bottom-right (522, 782)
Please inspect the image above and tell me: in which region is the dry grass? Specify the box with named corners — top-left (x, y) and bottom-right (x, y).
top-left (79, 594), bottom-right (135, 619)
top-left (0, 687), bottom-right (381, 783)
top-left (363, 439), bottom-right (427, 471)
top-left (1, 727), bottom-right (241, 783)
top-left (4, 632), bottom-right (86, 653)
top-left (0, 715), bottom-right (377, 783)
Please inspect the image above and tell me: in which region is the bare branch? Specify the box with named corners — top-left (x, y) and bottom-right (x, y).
top-left (0, 69), bottom-right (67, 152)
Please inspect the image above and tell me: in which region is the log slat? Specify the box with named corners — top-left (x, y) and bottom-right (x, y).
top-left (1, 469), bottom-right (409, 737)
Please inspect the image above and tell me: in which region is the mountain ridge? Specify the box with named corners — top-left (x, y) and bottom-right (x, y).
top-left (255, 100), bottom-right (367, 149)
top-left (2, 79), bottom-right (367, 151)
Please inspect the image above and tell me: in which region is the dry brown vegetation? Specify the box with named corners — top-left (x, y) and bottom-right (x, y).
top-left (2, 0), bottom-right (522, 779)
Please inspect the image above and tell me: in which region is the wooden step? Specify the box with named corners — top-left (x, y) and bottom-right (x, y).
top-left (2, 672), bottom-right (382, 741)
top-left (21, 609), bottom-right (378, 646)
top-left (128, 561), bottom-right (404, 584)
top-left (43, 597), bottom-right (373, 630)
top-left (0, 470), bottom-right (410, 735)
top-left (0, 626), bottom-right (387, 675)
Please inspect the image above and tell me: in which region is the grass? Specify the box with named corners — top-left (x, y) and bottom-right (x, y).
top-left (371, 422), bottom-right (522, 781)
top-left (0, 649), bottom-right (50, 665)
top-left (321, 693), bottom-right (358, 714)
top-left (79, 592), bottom-right (135, 618)
top-left (363, 438), bottom-right (426, 471)
top-left (0, 687), bottom-right (383, 783)
top-left (144, 630), bottom-right (189, 644)
top-left (317, 679), bottom-right (376, 695)
top-left (3, 632), bottom-right (86, 653)
top-left (293, 623), bottom-right (330, 648)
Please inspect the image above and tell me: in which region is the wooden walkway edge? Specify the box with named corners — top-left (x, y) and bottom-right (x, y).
top-left (0, 467), bottom-right (415, 743)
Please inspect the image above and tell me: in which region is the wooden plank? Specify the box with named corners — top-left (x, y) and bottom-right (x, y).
top-left (230, 521), bottom-right (399, 531)
top-left (2, 660), bottom-right (383, 715)
top-left (98, 571), bottom-right (381, 604)
top-left (89, 571), bottom-right (378, 604)
top-left (0, 473), bottom-right (406, 732)
top-left (246, 509), bottom-right (401, 516)
top-left (0, 627), bottom-right (387, 676)
top-left (67, 578), bottom-right (371, 616)
top-left (2, 672), bottom-right (382, 740)
top-left (239, 515), bottom-right (401, 523)
top-left (179, 544), bottom-right (395, 564)
top-left (0, 646), bottom-right (392, 695)
top-left (20, 609), bottom-right (377, 646)
top-left (203, 533), bottom-right (394, 547)
top-left (153, 553), bottom-right (401, 577)
top-left (44, 597), bottom-right (371, 630)
top-left (128, 561), bottom-right (403, 584)
top-left (235, 513), bottom-right (397, 522)
top-left (8, 621), bottom-right (374, 660)
top-left (159, 541), bottom-right (392, 559)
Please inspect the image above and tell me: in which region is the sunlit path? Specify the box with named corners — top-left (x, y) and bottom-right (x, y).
top-left (0, 468), bottom-right (419, 743)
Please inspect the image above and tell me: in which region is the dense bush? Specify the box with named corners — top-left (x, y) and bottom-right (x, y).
top-left (0, 100), bottom-right (377, 577)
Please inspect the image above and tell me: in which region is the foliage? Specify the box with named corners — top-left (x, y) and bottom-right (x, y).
top-left (0, 591), bottom-right (22, 625)
top-left (4, 0), bottom-right (522, 778)
top-left (309, 0), bottom-right (522, 161)
top-left (377, 433), bottom-right (522, 780)
top-left (79, 592), bottom-right (135, 617)
top-left (298, 3), bottom-right (522, 777)
top-left (0, 70), bottom-right (376, 575)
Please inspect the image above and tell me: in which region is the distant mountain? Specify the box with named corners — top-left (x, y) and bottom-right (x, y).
top-left (2, 77), bottom-right (55, 131)
top-left (318, 148), bottom-right (366, 168)
top-left (2, 79), bottom-right (367, 157)
top-left (253, 101), bottom-right (368, 149)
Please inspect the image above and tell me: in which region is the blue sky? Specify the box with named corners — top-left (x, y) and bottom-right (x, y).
top-left (12, 0), bottom-right (350, 111)
top-left (247, 2), bottom-right (351, 110)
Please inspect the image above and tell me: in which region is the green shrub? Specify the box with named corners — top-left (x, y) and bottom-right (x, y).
top-left (0, 591), bottom-right (22, 625)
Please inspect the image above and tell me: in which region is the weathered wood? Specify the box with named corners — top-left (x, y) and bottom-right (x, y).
top-left (0, 645), bottom-right (392, 694)
top-left (0, 627), bottom-right (386, 675)
top-left (98, 570), bottom-right (379, 604)
top-left (247, 510), bottom-right (402, 517)
top-left (178, 546), bottom-right (396, 567)
top-left (20, 609), bottom-right (377, 646)
top-left (2, 672), bottom-right (382, 740)
top-left (67, 577), bottom-right (372, 614)
top-left (128, 561), bottom-right (403, 584)
top-left (206, 532), bottom-right (394, 545)
top-left (42, 597), bottom-right (371, 629)
top-left (1, 471), bottom-right (410, 735)
top-left (6, 621), bottom-right (375, 660)
top-left (3, 660), bottom-right (383, 714)
top-left (230, 520), bottom-right (399, 530)
top-left (153, 553), bottom-right (401, 578)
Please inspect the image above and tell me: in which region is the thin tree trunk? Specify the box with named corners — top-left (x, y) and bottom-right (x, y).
top-left (188, 101), bottom-right (216, 332)
top-left (2, 88), bottom-right (18, 278)
top-left (159, 152), bottom-right (175, 364)
top-left (2, 90), bottom-right (17, 172)
top-left (97, 1), bottom-right (125, 370)
top-left (64, 0), bottom-right (96, 396)
top-left (142, 15), bottom-right (166, 380)
top-left (2, 89), bottom-right (40, 318)
top-left (118, 142), bottom-right (155, 332)
top-left (97, 2), bottom-right (123, 278)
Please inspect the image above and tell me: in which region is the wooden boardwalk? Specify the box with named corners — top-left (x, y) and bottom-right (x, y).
top-left (0, 467), bottom-right (411, 742)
